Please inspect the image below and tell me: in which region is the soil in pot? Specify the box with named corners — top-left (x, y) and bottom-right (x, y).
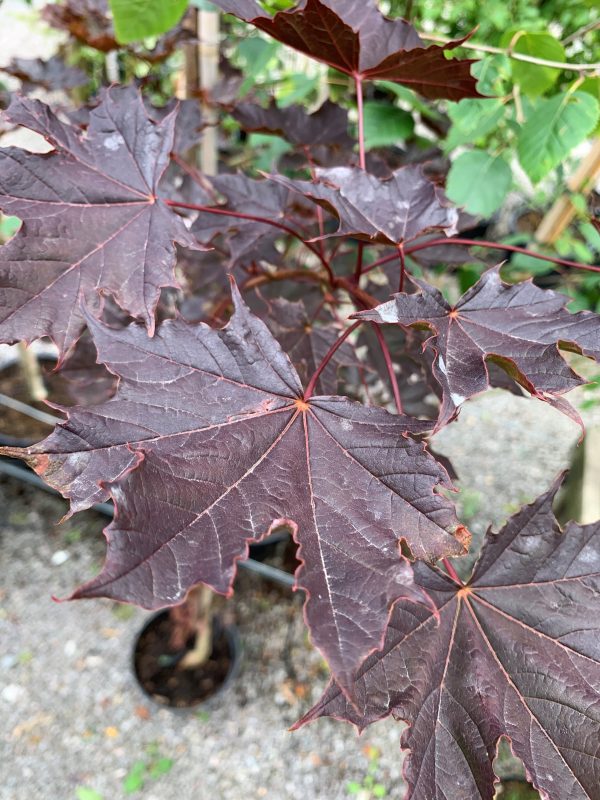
top-left (133, 611), bottom-right (238, 708)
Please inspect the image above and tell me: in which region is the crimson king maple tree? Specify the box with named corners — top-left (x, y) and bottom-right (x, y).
top-left (1, 1), bottom-right (599, 797)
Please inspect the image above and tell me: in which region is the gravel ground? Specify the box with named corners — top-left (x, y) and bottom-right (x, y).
top-left (2, 385), bottom-right (596, 800)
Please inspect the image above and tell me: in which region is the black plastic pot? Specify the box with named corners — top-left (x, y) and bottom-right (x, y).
top-left (132, 610), bottom-right (242, 710)
top-left (248, 529), bottom-right (290, 561)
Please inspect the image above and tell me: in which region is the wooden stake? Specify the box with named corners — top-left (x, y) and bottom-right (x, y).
top-left (105, 50), bottom-right (119, 84)
top-left (177, 9), bottom-right (199, 99)
top-left (198, 9), bottom-right (220, 177)
top-left (557, 427), bottom-right (600, 525)
top-left (535, 140), bottom-right (600, 245)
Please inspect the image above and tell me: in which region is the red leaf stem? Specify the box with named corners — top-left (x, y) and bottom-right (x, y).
top-left (442, 557), bottom-right (462, 584)
top-left (304, 321), bottom-right (362, 399)
top-left (164, 197), bottom-right (336, 281)
top-left (370, 323), bottom-right (404, 414)
top-left (398, 243), bottom-right (407, 292)
top-left (404, 237), bottom-right (600, 273)
top-left (353, 75), bottom-right (367, 286)
top-left (363, 251), bottom-right (408, 275)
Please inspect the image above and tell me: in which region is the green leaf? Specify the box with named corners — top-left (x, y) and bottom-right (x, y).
top-left (375, 82), bottom-right (442, 120)
top-left (247, 133), bottom-right (291, 172)
top-left (346, 782), bottom-right (361, 794)
top-left (508, 251), bottom-right (554, 276)
top-left (363, 102), bottom-right (414, 149)
top-left (445, 99), bottom-right (506, 150)
top-left (277, 73), bottom-right (318, 106)
top-left (259, 0), bottom-right (295, 10)
top-left (123, 761), bottom-right (146, 794)
top-left (580, 221), bottom-right (600, 251)
top-left (580, 77), bottom-right (600, 104)
top-left (109, 0), bottom-right (188, 44)
top-left (235, 37), bottom-right (279, 94)
top-left (500, 30), bottom-right (566, 97)
top-left (75, 789), bottom-right (103, 800)
top-left (0, 214), bottom-right (20, 241)
top-left (457, 264), bottom-right (485, 292)
top-left (517, 91), bottom-right (599, 184)
top-left (373, 785), bottom-right (387, 798)
top-left (580, 77), bottom-right (600, 135)
top-left (472, 55), bottom-right (511, 97)
top-left (446, 151), bottom-right (512, 217)
top-left (497, 779), bottom-right (540, 800)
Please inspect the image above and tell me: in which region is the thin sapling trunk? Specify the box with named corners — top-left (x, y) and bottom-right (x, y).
top-left (168, 583), bottom-right (215, 669)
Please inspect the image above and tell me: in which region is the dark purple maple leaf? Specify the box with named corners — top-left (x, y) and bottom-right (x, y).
top-left (407, 211), bottom-right (486, 267)
top-left (211, 0), bottom-right (480, 100)
top-left (233, 99), bottom-right (354, 154)
top-left (2, 56), bottom-right (88, 93)
top-left (266, 297), bottom-right (359, 394)
top-left (191, 174), bottom-right (312, 267)
top-left (47, 297), bottom-right (131, 407)
top-left (299, 476), bottom-right (600, 800)
top-left (42, 0), bottom-right (116, 52)
top-left (138, 21), bottom-right (197, 65)
top-left (69, 96), bottom-right (205, 157)
top-left (205, 57), bottom-right (245, 109)
top-left (0, 285), bottom-right (469, 694)
top-left (358, 324), bottom-right (441, 420)
top-left (0, 86), bottom-right (200, 355)
top-left (177, 248), bottom-right (239, 324)
top-left (354, 266), bottom-right (600, 427)
top-left (146, 98), bottom-right (205, 156)
top-left (52, 330), bottom-right (118, 407)
top-left (274, 165), bottom-right (459, 246)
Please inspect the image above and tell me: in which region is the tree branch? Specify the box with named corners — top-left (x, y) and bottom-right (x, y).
top-left (421, 33), bottom-right (600, 72)
top-left (304, 321), bottom-right (362, 399)
top-left (164, 197), bottom-right (335, 281)
top-left (562, 19), bottom-right (600, 46)
top-left (370, 323), bottom-right (404, 414)
top-left (403, 237), bottom-right (600, 273)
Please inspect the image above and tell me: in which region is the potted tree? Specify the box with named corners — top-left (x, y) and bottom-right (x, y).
top-left (0, 1), bottom-right (599, 796)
